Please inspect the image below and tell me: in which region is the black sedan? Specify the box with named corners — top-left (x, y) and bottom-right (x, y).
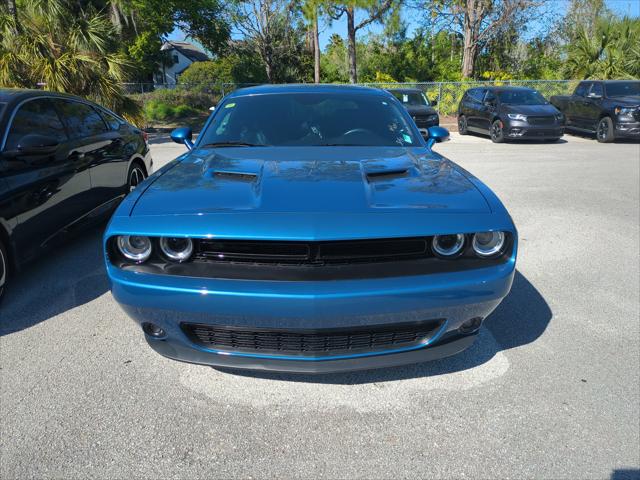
top-left (0, 89), bottom-right (152, 300)
top-left (457, 87), bottom-right (564, 143)
top-left (387, 88), bottom-right (439, 136)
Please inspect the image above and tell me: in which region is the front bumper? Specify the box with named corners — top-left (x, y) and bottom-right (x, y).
top-left (615, 120), bottom-right (640, 138)
top-left (108, 257), bottom-right (516, 372)
top-left (504, 120), bottom-right (564, 139)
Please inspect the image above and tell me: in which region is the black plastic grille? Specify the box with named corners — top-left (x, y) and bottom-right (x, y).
top-left (527, 116), bottom-right (555, 126)
top-left (181, 320), bottom-right (444, 355)
top-left (195, 238), bottom-right (429, 265)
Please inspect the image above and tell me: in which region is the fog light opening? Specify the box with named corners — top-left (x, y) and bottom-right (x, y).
top-left (459, 317), bottom-right (483, 334)
top-left (142, 322), bottom-right (166, 338)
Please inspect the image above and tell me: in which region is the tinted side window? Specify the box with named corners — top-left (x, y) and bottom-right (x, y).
top-left (99, 109), bottom-right (123, 130)
top-left (56, 100), bottom-right (107, 139)
top-left (467, 89), bottom-right (482, 102)
top-left (4, 99), bottom-right (68, 150)
top-left (575, 82), bottom-right (590, 97)
top-left (484, 90), bottom-right (497, 103)
top-left (590, 82), bottom-right (603, 97)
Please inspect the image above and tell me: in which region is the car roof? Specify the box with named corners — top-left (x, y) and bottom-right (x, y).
top-left (227, 83), bottom-right (390, 99)
top-left (0, 88), bottom-right (91, 105)
top-left (386, 88), bottom-right (423, 94)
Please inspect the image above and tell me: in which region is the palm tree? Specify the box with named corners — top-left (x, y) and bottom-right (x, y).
top-left (564, 15), bottom-right (640, 79)
top-left (0, 0), bottom-right (142, 123)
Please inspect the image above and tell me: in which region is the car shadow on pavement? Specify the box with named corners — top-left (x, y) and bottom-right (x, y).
top-left (0, 227), bottom-right (108, 336)
top-left (215, 270), bottom-right (552, 384)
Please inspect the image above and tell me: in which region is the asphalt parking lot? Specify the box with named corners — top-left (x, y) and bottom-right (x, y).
top-left (1, 133), bottom-right (639, 479)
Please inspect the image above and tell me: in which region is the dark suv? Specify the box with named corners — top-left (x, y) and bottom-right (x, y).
top-left (457, 87), bottom-right (564, 143)
top-left (387, 88), bottom-right (439, 136)
top-left (0, 89), bottom-right (152, 300)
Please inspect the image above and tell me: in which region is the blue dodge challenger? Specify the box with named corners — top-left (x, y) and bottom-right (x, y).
top-left (104, 85), bottom-right (517, 373)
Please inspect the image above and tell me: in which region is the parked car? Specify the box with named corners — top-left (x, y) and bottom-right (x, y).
top-left (550, 80), bottom-right (640, 143)
top-left (105, 84), bottom-right (517, 373)
top-left (387, 88), bottom-right (439, 136)
top-left (0, 89), bottom-right (152, 300)
top-left (458, 86), bottom-right (564, 143)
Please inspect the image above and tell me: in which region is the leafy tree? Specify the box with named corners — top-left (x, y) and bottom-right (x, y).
top-left (0, 0), bottom-right (141, 122)
top-left (326, 0), bottom-right (398, 83)
top-left (423, 0), bottom-right (541, 79)
top-left (564, 15), bottom-right (640, 79)
top-left (231, 0), bottom-right (312, 83)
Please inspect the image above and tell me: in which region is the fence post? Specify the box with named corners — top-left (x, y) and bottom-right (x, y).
top-left (437, 82), bottom-right (442, 114)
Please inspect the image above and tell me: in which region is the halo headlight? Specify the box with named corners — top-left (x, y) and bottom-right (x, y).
top-left (160, 237), bottom-right (193, 262)
top-left (472, 231), bottom-right (506, 257)
top-left (117, 235), bottom-right (152, 262)
top-left (432, 234), bottom-right (465, 257)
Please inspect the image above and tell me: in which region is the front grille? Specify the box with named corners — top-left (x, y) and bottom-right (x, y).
top-left (195, 238), bottom-right (430, 265)
top-left (412, 115), bottom-right (437, 127)
top-left (182, 320), bottom-right (445, 356)
top-left (527, 116), bottom-right (555, 126)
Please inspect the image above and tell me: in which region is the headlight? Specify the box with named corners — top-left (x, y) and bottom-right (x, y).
top-left (432, 234), bottom-right (465, 257)
top-left (472, 231), bottom-right (506, 257)
top-left (117, 235), bottom-right (152, 262)
top-left (507, 113), bottom-right (527, 121)
top-left (160, 237), bottom-right (193, 262)
top-left (615, 106), bottom-right (634, 117)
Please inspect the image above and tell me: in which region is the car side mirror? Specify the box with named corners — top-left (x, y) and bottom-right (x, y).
top-left (430, 98), bottom-right (438, 106)
top-left (16, 134), bottom-right (59, 156)
top-left (426, 126), bottom-right (450, 148)
top-left (170, 127), bottom-right (194, 150)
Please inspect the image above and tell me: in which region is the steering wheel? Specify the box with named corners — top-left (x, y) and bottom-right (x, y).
top-left (342, 128), bottom-right (374, 137)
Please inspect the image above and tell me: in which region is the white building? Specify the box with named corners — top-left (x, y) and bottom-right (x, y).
top-left (155, 41), bottom-right (210, 86)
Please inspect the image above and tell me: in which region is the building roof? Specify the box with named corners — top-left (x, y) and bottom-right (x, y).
top-left (161, 41), bottom-right (209, 63)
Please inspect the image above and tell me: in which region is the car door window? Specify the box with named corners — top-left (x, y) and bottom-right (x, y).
top-left (469, 89), bottom-right (485, 103)
top-left (56, 100), bottom-right (108, 139)
top-left (4, 98), bottom-right (68, 150)
top-left (589, 83), bottom-right (603, 97)
top-left (99, 109), bottom-right (123, 131)
top-left (575, 82), bottom-right (590, 97)
top-left (484, 91), bottom-right (497, 105)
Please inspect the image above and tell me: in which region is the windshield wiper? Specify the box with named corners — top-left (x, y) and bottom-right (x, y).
top-left (202, 141), bottom-right (267, 147)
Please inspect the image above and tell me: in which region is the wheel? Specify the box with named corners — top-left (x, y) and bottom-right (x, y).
top-left (458, 115), bottom-right (468, 135)
top-left (0, 239), bottom-right (7, 303)
top-left (596, 117), bottom-right (615, 143)
top-left (490, 119), bottom-right (505, 143)
top-left (128, 162), bottom-right (147, 192)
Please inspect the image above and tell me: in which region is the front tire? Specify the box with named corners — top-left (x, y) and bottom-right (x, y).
top-left (128, 162), bottom-right (147, 192)
top-left (490, 120), bottom-right (505, 143)
top-left (596, 117), bottom-right (615, 143)
top-left (458, 115), bottom-right (468, 135)
top-left (0, 239), bottom-right (8, 303)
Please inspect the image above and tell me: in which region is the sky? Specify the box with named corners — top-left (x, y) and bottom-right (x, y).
top-left (169, 0), bottom-right (640, 52)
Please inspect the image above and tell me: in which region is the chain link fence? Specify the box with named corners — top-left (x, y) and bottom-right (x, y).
top-left (123, 80), bottom-right (580, 126)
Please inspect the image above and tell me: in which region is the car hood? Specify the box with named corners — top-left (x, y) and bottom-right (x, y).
top-left (131, 147), bottom-right (491, 217)
top-left (606, 95), bottom-right (640, 106)
top-left (503, 104), bottom-right (559, 115)
top-left (404, 105), bottom-right (438, 116)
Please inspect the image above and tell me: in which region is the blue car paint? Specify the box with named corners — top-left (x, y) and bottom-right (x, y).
top-left (104, 84), bottom-right (518, 372)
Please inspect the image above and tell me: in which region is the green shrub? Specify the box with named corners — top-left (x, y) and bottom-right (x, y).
top-left (143, 99), bottom-right (200, 122)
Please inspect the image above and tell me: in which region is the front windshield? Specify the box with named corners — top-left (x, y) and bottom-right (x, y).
top-left (605, 81), bottom-right (640, 98)
top-left (497, 90), bottom-right (547, 105)
top-left (199, 92), bottom-right (419, 147)
top-left (390, 91), bottom-right (429, 106)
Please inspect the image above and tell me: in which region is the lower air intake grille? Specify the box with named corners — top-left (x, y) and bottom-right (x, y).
top-left (182, 320), bottom-right (445, 356)
top-left (527, 116), bottom-right (555, 125)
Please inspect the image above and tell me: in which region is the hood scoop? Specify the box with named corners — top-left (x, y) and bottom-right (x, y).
top-left (365, 168), bottom-right (409, 181)
top-left (362, 157), bottom-right (415, 182)
top-left (203, 157), bottom-right (264, 182)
